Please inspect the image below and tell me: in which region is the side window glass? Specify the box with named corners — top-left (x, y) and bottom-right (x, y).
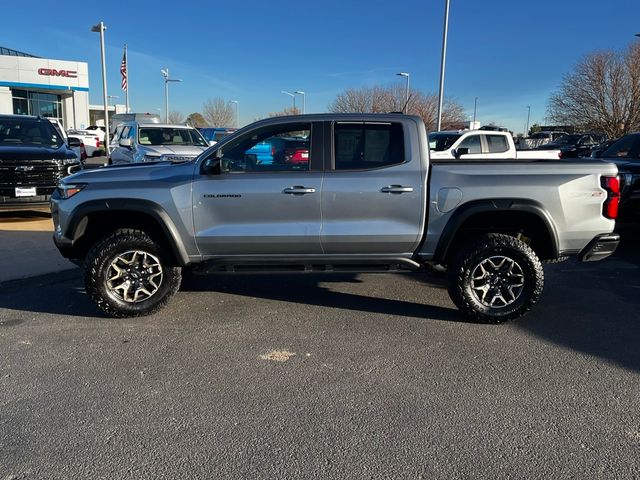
top-left (219, 123), bottom-right (311, 173)
top-left (112, 126), bottom-right (123, 143)
top-left (120, 127), bottom-right (130, 142)
top-left (334, 123), bottom-right (404, 170)
top-left (458, 135), bottom-right (481, 154)
top-left (486, 135), bottom-right (508, 153)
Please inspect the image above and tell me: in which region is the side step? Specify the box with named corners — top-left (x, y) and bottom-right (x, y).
top-left (191, 256), bottom-right (423, 275)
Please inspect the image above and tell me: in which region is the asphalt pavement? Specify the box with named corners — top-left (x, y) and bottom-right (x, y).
top-left (1, 227), bottom-right (639, 479)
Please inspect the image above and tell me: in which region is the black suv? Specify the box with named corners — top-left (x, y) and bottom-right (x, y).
top-left (536, 133), bottom-right (608, 158)
top-left (595, 133), bottom-right (640, 223)
top-left (0, 115), bottom-right (82, 210)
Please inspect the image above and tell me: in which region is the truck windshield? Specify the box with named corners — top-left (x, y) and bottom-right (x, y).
top-left (0, 118), bottom-right (63, 148)
top-left (139, 128), bottom-right (208, 147)
top-left (428, 132), bottom-right (462, 151)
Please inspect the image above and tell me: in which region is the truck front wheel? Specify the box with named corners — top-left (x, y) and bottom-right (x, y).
top-left (84, 229), bottom-right (182, 318)
top-left (447, 234), bottom-right (544, 323)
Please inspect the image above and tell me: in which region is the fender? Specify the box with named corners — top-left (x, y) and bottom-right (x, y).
top-left (65, 198), bottom-right (190, 266)
top-left (432, 198), bottom-right (560, 263)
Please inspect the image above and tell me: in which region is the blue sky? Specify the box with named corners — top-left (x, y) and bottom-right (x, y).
top-left (2, 0), bottom-right (639, 132)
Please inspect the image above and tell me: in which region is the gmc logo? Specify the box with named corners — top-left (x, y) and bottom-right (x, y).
top-left (38, 68), bottom-right (77, 78)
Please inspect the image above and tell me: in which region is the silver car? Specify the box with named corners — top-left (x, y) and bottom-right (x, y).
top-left (109, 122), bottom-right (208, 165)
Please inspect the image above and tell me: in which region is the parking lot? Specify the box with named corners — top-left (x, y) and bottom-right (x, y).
top-left (1, 219), bottom-right (638, 478)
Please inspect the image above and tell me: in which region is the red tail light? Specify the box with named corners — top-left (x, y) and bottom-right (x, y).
top-left (271, 146), bottom-right (276, 156)
top-left (601, 176), bottom-right (620, 220)
top-left (95, 137), bottom-right (100, 148)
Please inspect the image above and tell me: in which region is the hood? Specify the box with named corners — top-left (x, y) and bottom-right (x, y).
top-left (63, 159), bottom-right (194, 185)
top-left (144, 145), bottom-right (207, 156)
top-left (0, 145), bottom-right (76, 162)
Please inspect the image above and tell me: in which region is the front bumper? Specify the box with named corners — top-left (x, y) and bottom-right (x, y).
top-left (578, 233), bottom-right (620, 262)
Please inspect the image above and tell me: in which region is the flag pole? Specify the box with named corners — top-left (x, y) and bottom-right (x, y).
top-left (124, 44), bottom-right (129, 113)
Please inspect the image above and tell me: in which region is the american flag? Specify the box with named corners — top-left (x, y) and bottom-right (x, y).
top-left (120, 47), bottom-right (127, 91)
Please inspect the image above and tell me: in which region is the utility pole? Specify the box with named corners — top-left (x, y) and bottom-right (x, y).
top-left (91, 21), bottom-right (110, 154)
top-left (436, 0), bottom-right (451, 131)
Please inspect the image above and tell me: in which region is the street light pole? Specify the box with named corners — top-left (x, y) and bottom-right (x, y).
top-left (525, 105), bottom-right (531, 136)
top-left (281, 91), bottom-right (296, 111)
top-left (161, 68), bottom-right (182, 123)
top-left (396, 73), bottom-right (410, 113)
top-left (473, 96), bottom-right (478, 124)
top-left (436, 0), bottom-right (451, 131)
top-left (294, 91), bottom-right (305, 114)
top-left (91, 21), bottom-right (110, 154)
top-left (229, 100), bottom-right (239, 128)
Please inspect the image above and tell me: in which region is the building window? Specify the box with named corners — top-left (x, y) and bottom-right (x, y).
top-left (11, 89), bottom-right (64, 126)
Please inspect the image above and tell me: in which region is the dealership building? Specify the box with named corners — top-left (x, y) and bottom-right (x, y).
top-left (0, 46), bottom-right (90, 129)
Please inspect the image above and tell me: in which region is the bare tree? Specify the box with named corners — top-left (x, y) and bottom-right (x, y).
top-left (203, 98), bottom-right (235, 127)
top-left (185, 112), bottom-right (207, 128)
top-left (328, 84), bottom-right (465, 131)
top-left (547, 41), bottom-right (640, 138)
top-left (167, 111), bottom-right (184, 124)
top-left (268, 107), bottom-right (301, 118)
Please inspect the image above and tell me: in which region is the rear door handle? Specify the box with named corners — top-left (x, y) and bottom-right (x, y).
top-left (283, 186), bottom-right (316, 194)
top-left (380, 185), bottom-right (414, 193)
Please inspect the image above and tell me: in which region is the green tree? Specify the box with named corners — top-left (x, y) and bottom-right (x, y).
top-left (185, 112), bottom-right (207, 128)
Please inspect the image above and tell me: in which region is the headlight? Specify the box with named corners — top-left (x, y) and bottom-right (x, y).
top-left (57, 183), bottom-right (87, 199)
top-left (62, 158), bottom-right (79, 165)
top-left (143, 154), bottom-right (162, 162)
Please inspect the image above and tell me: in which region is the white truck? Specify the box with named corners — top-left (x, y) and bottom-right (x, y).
top-left (429, 130), bottom-right (561, 161)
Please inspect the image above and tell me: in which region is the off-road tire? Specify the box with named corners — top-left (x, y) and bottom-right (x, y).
top-left (84, 229), bottom-right (182, 318)
top-left (447, 233), bottom-right (544, 323)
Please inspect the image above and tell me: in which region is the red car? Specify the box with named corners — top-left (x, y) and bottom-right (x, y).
top-left (283, 147), bottom-right (309, 165)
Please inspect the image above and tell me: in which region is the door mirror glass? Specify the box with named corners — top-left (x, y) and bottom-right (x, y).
top-left (68, 137), bottom-right (81, 147)
top-left (119, 138), bottom-right (132, 148)
top-left (201, 154), bottom-right (222, 175)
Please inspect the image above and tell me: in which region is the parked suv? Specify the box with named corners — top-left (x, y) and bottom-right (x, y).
top-left (0, 114), bottom-right (81, 210)
top-left (109, 122), bottom-right (209, 165)
top-left (536, 133), bottom-right (608, 158)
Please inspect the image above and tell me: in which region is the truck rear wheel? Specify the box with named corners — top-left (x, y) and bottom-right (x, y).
top-left (83, 229), bottom-right (182, 318)
top-left (447, 233), bottom-right (544, 323)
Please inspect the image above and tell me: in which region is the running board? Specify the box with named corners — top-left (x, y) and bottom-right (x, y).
top-left (191, 256), bottom-right (422, 274)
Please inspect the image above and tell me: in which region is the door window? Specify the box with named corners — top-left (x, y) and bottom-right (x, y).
top-left (485, 135), bottom-right (509, 153)
top-left (218, 123), bottom-right (311, 172)
top-left (458, 135), bottom-right (481, 154)
top-left (334, 122), bottom-right (404, 170)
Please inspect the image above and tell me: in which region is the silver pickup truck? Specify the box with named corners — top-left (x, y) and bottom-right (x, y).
top-left (50, 114), bottom-right (621, 322)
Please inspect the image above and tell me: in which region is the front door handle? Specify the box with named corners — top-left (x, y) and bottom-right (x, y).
top-left (381, 185), bottom-right (414, 193)
top-left (283, 186), bottom-right (316, 195)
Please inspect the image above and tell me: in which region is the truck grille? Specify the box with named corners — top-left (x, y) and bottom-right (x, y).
top-left (0, 161), bottom-right (65, 187)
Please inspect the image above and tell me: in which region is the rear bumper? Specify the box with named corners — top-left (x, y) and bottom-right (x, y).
top-left (578, 233), bottom-right (620, 262)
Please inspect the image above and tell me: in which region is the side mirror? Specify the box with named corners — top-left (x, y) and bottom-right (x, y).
top-left (68, 137), bottom-right (81, 147)
top-left (201, 156), bottom-right (222, 175)
top-left (119, 138), bottom-right (132, 148)
top-left (454, 147), bottom-right (469, 158)
top-left (208, 140), bottom-right (217, 147)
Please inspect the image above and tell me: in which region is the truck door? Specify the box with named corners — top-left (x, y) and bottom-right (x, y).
top-left (320, 120), bottom-right (425, 255)
top-left (192, 121), bottom-right (323, 255)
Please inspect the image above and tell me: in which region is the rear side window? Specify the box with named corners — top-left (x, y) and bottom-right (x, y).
top-left (334, 123), bottom-right (404, 170)
top-left (485, 135), bottom-right (508, 153)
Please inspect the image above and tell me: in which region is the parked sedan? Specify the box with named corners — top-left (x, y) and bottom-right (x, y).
top-left (536, 133), bottom-right (607, 158)
top-left (109, 123), bottom-right (209, 165)
top-left (594, 133), bottom-right (640, 223)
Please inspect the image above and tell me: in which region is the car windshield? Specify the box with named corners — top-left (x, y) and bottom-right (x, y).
top-left (0, 118), bottom-right (63, 148)
top-left (428, 133), bottom-right (462, 151)
top-left (139, 127), bottom-right (208, 147)
top-left (601, 134), bottom-right (640, 159)
top-left (551, 134), bottom-right (582, 145)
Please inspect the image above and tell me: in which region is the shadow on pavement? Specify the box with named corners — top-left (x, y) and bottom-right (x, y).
top-left (519, 225), bottom-right (640, 372)
top-left (181, 271), bottom-right (464, 323)
top-left (0, 269), bottom-right (101, 318)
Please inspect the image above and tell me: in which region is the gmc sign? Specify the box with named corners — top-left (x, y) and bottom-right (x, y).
top-left (37, 68), bottom-right (77, 78)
